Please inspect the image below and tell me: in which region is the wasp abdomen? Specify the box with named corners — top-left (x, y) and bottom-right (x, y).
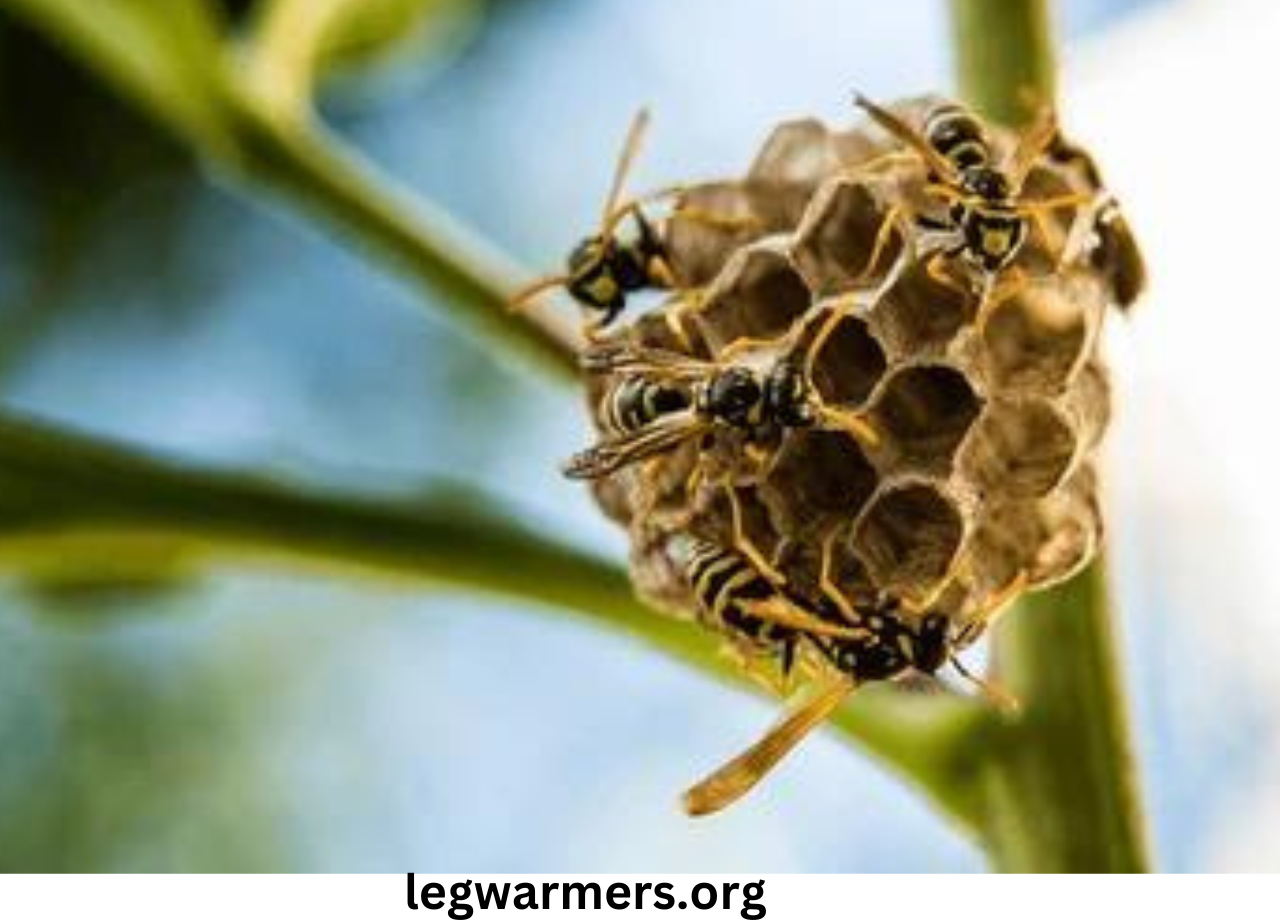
top-left (923, 103), bottom-right (990, 171)
top-left (601, 376), bottom-right (690, 435)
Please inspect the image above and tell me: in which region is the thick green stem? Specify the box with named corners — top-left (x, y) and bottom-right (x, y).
top-left (0, 409), bottom-right (985, 833)
top-left (0, 0), bottom-right (582, 382)
top-left (223, 101), bottom-right (582, 382)
top-left (951, 0), bottom-right (1152, 872)
top-left (952, 0), bottom-right (1057, 127)
top-left (981, 563), bottom-right (1151, 870)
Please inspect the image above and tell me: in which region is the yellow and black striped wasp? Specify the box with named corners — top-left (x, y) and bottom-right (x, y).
top-left (564, 338), bottom-right (878, 586)
top-left (680, 557), bottom-right (1022, 816)
top-left (563, 339), bottom-right (878, 482)
top-left (509, 110), bottom-right (679, 333)
top-left (851, 94), bottom-right (1093, 305)
top-left (678, 553), bottom-right (955, 816)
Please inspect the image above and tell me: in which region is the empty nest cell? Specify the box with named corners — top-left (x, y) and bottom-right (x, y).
top-left (790, 177), bottom-right (904, 296)
top-left (960, 398), bottom-right (1079, 500)
top-left (850, 482), bottom-right (964, 600)
top-left (693, 241), bottom-right (814, 351)
top-left (868, 364), bottom-right (982, 472)
top-left (982, 279), bottom-right (1092, 393)
top-left (759, 429), bottom-right (878, 542)
top-left (748, 118), bottom-right (843, 186)
top-left (804, 306), bottom-right (888, 408)
top-left (868, 257), bottom-right (974, 357)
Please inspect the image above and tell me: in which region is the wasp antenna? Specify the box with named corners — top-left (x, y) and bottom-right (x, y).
top-left (508, 274), bottom-right (569, 311)
top-left (817, 405), bottom-right (880, 447)
top-left (854, 94), bottom-right (956, 181)
top-left (601, 107), bottom-right (653, 228)
top-left (951, 657), bottom-right (1021, 714)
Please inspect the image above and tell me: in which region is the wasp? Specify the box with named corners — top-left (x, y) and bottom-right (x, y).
top-left (509, 109), bottom-right (679, 332)
top-left (682, 553), bottom-right (1023, 817)
top-left (1046, 132), bottom-right (1147, 310)
top-left (563, 342), bottom-right (877, 482)
top-left (565, 341), bottom-right (878, 586)
top-left (851, 94), bottom-right (1092, 303)
top-left (681, 588), bottom-right (955, 816)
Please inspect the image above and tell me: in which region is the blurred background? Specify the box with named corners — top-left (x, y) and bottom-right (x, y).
top-left (0, 0), bottom-right (1274, 872)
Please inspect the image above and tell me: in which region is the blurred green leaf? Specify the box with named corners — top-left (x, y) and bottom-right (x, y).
top-left (249, 0), bottom-right (480, 116)
top-left (0, 0), bottom-right (234, 154)
top-left (1, 0), bottom-right (580, 377)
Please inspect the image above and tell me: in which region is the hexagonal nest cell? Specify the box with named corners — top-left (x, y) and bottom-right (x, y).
top-left (850, 482), bottom-right (965, 601)
top-left (982, 278), bottom-right (1095, 393)
top-left (748, 118), bottom-right (844, 186)
top-left (666, 181), bottom-right (815, 288)
top-left (693, 241), bottom-right (813, 351)
top-left (790, 177), bottom-right (904, 296)
top-left (869, 364), bottom-right (982, 473)
top-left (759, 428), bottom-right (878, 542)
top-left (804, 306), bottom-right (888, 408)
top-left (960, 398), bottom-right (1079, 500)
top-left (869, 258), bottom-right (975, 359)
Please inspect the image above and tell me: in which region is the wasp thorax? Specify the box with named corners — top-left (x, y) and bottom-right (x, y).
top-left (763, 361), bottom-right (816, 428)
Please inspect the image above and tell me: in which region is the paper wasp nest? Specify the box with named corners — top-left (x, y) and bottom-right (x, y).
top-left (584, 96), bottom-right (1139, 653)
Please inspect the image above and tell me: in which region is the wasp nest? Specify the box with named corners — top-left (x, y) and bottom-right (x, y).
top-left (573, 95), bottom-right (1142, 670)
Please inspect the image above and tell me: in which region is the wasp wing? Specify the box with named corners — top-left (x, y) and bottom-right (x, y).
top-left (682, 680), bottom-right (854, 817)
top-left (562, 413), bottom-right (706, 480)
top-left (581, 342), bottom-right (718, 377)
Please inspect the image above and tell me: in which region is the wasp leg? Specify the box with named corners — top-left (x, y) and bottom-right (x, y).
top-left (924, 245), bottom-right (975, 300)
top-left (981, 570), bottom-right (1030, 622)
top-left (814, 403), bottom-right (880, 448)
top-left (582, 298), bottom-right (626, 339)
top-left (817, 529), bottom-right (863, 626)
top-left (854, 202), bottom-right (912, 287)
top-left (737, 595), bottom-right (871, 641)
top-left (662, 289), bottom-right (708, 352)
top-left (950, 656), bottom-right (1020, 714)
top-left (801, 293), bottom-right (860, 386)
top-left (724, 485), bottom-right (786, 587)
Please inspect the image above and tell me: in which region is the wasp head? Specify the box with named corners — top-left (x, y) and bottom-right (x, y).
top-left (763, 361), bottom-right (817, 428)
top-left (910, 613), bottom-right (952, 675)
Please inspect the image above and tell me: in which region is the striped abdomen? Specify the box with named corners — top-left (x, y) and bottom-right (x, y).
top-left (599, 376), bottom-right (690, 435)
top-left (686, 541), bottom-right (797, 672)
top-left (923, 102), bottom-right (991, 172)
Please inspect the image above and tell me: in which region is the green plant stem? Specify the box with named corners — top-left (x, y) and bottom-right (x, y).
top-left (982, 564), bottom-right (1151, 871)
top-left (951, 0), bottom-right (1152, 872)
top-left (952, 0), bottom-right (1057, 127)
top-left (224, 102), bottom-right (582, 382)
top-left (0, 409), bottom-right (986, 832)
top-left (0, 0), bottom-right (582, 382)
